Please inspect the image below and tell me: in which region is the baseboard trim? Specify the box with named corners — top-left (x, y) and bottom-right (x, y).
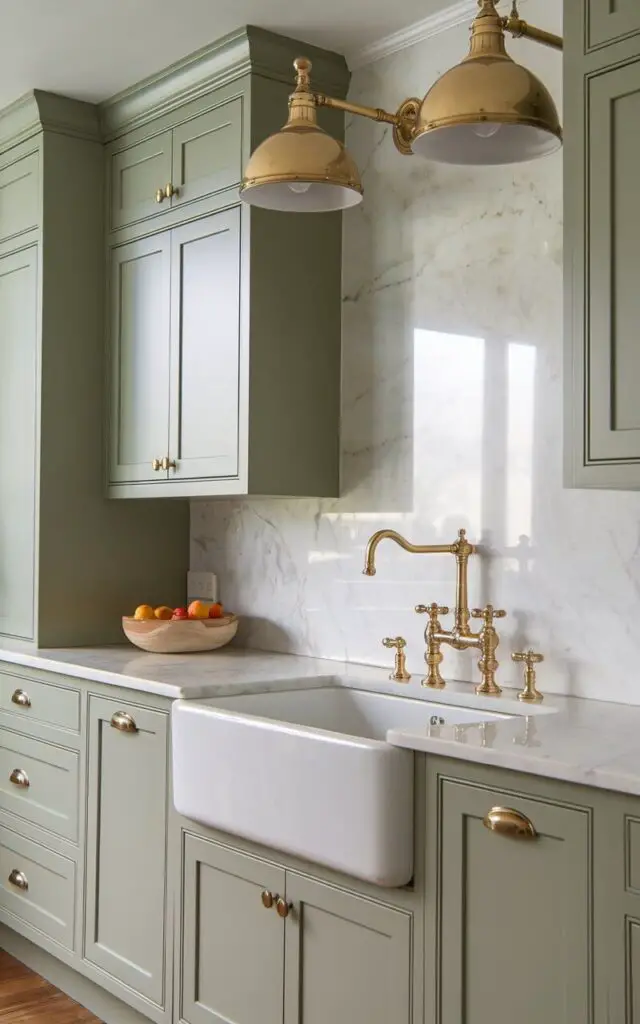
top-left (0, 924), bottom-right (152, 1024)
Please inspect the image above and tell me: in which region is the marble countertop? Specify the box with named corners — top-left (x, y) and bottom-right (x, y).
top-left (2, 642), bottom-right (640, 797)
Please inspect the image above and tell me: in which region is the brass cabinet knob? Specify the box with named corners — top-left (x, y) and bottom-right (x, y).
top-left (10, 688), bottom-right (31, 708)
top-left (152, 458), bottom-right (163, 471)
top-left (261, 890), bottom-right (274, 909)
top-left (9, 768), bottom-right (29, 789)
top-left (512, 649), bottom-right (544, 703)
top-left (276, 897), bottom-right (292, 919)
top-left (163, 182), bottom-right (179, 199)
top-left (483, 806), bottom-right (537, 839)
top-left (8, 869), bottom-right (28, 891)
top-left (161, 456), bottom-right (176, 471)
top-left (110, 711), bottom-right (138, 733)
top-left (155, 188), bottom-right (165, 204)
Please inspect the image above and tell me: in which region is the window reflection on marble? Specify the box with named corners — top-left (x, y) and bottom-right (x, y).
top-left (506, 342), bottom-right (535, 551)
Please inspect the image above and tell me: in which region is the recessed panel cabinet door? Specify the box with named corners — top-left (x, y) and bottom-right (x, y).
top-left (109, 234), bottom-right (171, 485)
top-left (84, 696), bottom-right (169, 1009)
top-left (180, 834), bottom-right (285, 1024)
top-left (170, 100), bottom-right (242, 209)
top-left (168, 209), bottom-right (240, 481)
top-left (0, 247), bottom-right (37, 640)
top-left (283, 873), bottom-right (412, 1024)
top-left (587, 0), bottom-right (640, 49)
top-left (434, 776), bottom-right (591, 1024)
top-left (109, 133), bottom-right (173, 230)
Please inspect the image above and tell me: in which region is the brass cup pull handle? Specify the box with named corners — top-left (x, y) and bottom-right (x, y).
top-left (261, 890), bottom-right (274, 909)
top-left (483, 806), bottom-right (537, 839)
top-left (11, 689), bottom-right (31, 708)
top-left (9, 768), bottom-right (30, 789)
top-left (8, 869), bottom-right (28, 891)
top-left (110, 711), bottom-right (138, 733)
top-left (276, 896), bottom-right (292, 919)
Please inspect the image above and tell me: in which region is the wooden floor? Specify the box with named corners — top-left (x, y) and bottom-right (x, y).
top-left (0, 951), bottom-right (100, 1023)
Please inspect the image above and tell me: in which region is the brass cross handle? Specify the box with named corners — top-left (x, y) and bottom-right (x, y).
top-left (415, 603), bottom-right (450, 625)
top-left (382, 637), bottom-right (411, 683)
top-left (512, 649), bottom-right (544, 703)
top-left (472, 604), bottom-right (507, 627)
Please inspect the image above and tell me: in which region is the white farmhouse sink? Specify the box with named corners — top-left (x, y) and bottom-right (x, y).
top-left (172, 686), bottom-right (510, 887)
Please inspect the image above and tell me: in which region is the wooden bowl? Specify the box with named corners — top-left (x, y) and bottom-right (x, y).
top-left (122, 614), bottom-right (238, 654)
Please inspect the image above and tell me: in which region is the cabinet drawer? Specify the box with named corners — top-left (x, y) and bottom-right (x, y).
top-left (108, 131), bottom-right (172, 230)
top-left (0, 825), bottom-right (75, 949)
top-left (0, 152), bottom-right (39, 246)
top-left (170, 99), bottom-right (242, 209)
top-left (0, 667), bottom-right (80, 733)
top-left (0, 731), bottom-right (79, 842)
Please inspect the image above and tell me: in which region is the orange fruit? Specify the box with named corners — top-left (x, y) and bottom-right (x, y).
top-left (133, 604), bottom-right (155, 621)
top-left (208, 602), bottom-right (224, 619)
top-left (187, 600), bottom-right (210, 619)
top-left (154, 606), bottom-right (173, 620)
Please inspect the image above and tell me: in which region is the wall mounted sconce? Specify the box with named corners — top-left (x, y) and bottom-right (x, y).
top-left (239, 0), bottom-right (563, 213)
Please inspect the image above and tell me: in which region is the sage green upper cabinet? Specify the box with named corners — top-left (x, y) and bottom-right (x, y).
top-left (565, 1), bottom-right (640, 488)
top-left (168, 211), bottom-right (240, 482)
top-left (84, 696), bottom-right (170, 1017)
top-left (0, 247), bottom-right (37, 640)
top-left (109, 132), bottom-right (172, 230)
top-left (109, 233), bottom-right (172, 484)
top-left (426, 759), bottom-right (592, 1024)
top-left (587, 0), bottom-right (640, 50)
top-left (180, 834), bottom-right (285, 1024)
top-left (102, 28), bottom-right (349, 499)
top-left (0, 151), bottom-right (39, 248)
top-left (283, 872), bottom-right (412, 1024)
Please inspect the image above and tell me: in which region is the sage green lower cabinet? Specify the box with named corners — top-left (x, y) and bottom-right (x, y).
top-left (426, 758), bottom-right (592, 1024)
top-left (84, 695), bottom-right (169, 1013)
top-left (180, 835), bottom-right (285, 1024)
top-left (283, 872), bottom-right (412, 1024)
top-left (178, 832), bottom-right (413, 1024)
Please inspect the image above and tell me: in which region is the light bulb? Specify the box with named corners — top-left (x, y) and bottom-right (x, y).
top-left (472, 122), bottom-right (502, 139)
top-left (287, 181), bottom-right (312, 194)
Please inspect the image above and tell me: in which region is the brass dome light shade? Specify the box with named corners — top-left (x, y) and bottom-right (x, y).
top-left (239, 58), bottom-right (363, 212)
top-left (412, 0), bottom-right (562, 165)
top-left (239, 2), bottom-right (563, 212)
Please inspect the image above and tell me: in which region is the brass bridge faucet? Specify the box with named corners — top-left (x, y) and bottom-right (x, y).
top-left (363, 528), bottom-right (506, 696)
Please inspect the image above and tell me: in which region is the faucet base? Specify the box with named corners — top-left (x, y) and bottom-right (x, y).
top-left (475, 680), bottom-right (503, 697)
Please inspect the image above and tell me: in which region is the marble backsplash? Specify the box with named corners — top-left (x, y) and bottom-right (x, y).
top-left (191, 1), bottom-right (640, 705)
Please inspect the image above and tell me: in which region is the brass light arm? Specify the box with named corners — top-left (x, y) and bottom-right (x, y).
top-left (502, 16), bottom-right (563, 51)
top-left (315, 93), bottom-right (401, 127)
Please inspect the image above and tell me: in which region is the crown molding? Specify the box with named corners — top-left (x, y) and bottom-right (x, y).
top-left (348, 0), bottom-right (529, 69)
top-left (0, 90), bottom-right (101, 155)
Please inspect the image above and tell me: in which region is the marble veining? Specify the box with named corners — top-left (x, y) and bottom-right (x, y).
top-left (191, 1), bottom-right (640, 706)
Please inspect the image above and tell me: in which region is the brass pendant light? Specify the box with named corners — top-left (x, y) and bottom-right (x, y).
top-left (239, 58), bottom-right (363, 212)
top-left (239, 1), bottom-right (563, 213)
top-left (412, 0), bottom-right (562, 164)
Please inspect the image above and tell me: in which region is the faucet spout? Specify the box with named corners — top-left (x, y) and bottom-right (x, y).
top-left (362, 529), bottom-right (457, 576)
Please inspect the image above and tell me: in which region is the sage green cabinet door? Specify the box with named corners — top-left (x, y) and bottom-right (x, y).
top-left (168, 209), bottom-right (240, 481)
top-left (109, 132), bottom-right (172, 230)
top-left (109, 234), bottom-right (171, 485)
top-left (435, 777), bottom-right (591, 1024)
top-left (283, 873), bottom-right (412, 1024)
top-left (170, 99), bottom-right (242, 210)
top-left (0, 247), bottom-right (37, 640)
top-left (84, 696), bottom-right (169, 1008)
top-left (0, 152), bottom-right (39, 246)
top-left (180, 834), bottom-right (285, 1024)
top-left (587, 0), bottom-right (640, 49)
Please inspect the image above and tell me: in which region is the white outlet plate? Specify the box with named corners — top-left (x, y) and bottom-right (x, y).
top-left (187, 571), bottom-right (218, 604)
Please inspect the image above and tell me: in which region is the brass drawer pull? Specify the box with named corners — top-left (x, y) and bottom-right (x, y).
top-left (110, 711), bottom-right (138, 733)
top-left (276, 896), bottom-right (293, 919)
top-left (8, 869), bottom-right (28, 891)
top-left (11, 689), bottom-right (31, 708)
top-left (483, 806), bottom-right (537, 839)
top-left (261, 890), bottom-right (274, 909)
top-left (9, 768), bottom-right (30, 789)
